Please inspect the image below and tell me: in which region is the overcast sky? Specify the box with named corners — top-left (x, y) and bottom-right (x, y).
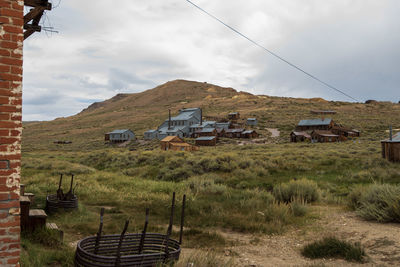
top-left (23, 0), bottom-right (400, 121)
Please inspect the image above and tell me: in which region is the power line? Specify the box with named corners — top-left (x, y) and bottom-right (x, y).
top-left (186, 0), bottom-right (359, 102)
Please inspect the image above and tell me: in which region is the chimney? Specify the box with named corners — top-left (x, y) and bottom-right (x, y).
top-left (200, 108), bottom-right (203, 126)
top-left (168, 109), bottom-right (171, 129)
top-left (390, 125), bottom-right (393, 141)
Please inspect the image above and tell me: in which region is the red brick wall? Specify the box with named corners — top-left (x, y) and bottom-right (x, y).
top-left (0, 0), bottom-right (24, 266)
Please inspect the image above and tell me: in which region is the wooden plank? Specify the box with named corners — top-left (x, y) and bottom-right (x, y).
top-left (24, 7), bottom-right (44, 24)
top-left (24, 0), bottom-right (52, 10)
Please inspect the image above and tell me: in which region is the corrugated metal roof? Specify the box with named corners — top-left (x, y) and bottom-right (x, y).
top-left (190, 121), bottom-right (216, 128)
top-left (292, 131), bottom-right (311, 138)
top-left (108, 129), bottom-right (131, 134)
top-left (242, 130), bottom-right (255, 134)
top-left (145, 129), bottom-right (157, 133)
top-left (298, 118), bottom-right (332, 126)
top-left (247, 118), bottom-right (257, 121)
top-left (196, 136), bottom-right (216, 141)
top-left (225, 128), bottom-right (244, 133)
top-left (382, 132), bottom-right (400, 142)
top-left (201, 128), bottom-right (216, 133)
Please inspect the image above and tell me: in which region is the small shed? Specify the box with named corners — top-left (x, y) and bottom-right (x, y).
top-left (106, 129), bottom-right (135, 143)
top-left (246, 118), bottom-right (258, 126)
top-left (290, 131), bottom-right (311, 142)
top-left (225, 128), bottom-right (244, 138)
top-left (241, 130), bottom-right (258, 138)
top-left (296, 118), bottom-right (334, 131)
top-left (160, 136), bottom-right (197, 151)
top-left (381, 132), bottom-right (400, 163)
top-left (228, 112), bottom-right (240, 120)
top-left (195, 136), bottom-right (217, 146)
top-left (144, 130), bottom-right (158, 140)
top-left (311, 130), bottom-right (340, 143)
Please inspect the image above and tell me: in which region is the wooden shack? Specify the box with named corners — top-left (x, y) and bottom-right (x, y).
top-left (290, 131), bottom-right (311, 142)
top-left (296, 118), bottom-right (334, 131)
top-left (228, 112), bottom-right (240, 120)
top-left (310, 110), bottom-right (337, 115)
top-left (381, 132), bottom-right (400, 162)
top-left (331, 126), bottom-right (360, 137)
top-left (311, 130), bottom-right (340, 143)
top-left (198, 128), bottom-right (217, 137)
top-left (225, 128), bottom-right (244, 138)
top-left (195, 136), bottom-right (217, 146)
top-left (160, 136), bottom-right (197, 151)
top-left (241, 130), bottom-right (258, 138)
top-left (216, 128), bottom-right (225, 137)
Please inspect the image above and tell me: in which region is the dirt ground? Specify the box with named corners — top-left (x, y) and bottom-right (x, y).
top-left (182, 206), bottom-right (400, 266)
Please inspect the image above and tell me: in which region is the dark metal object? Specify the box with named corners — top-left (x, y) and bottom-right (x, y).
top-left (138, 208), bottom-right (149, 254)
top-left (45, 174), bottom-right (78, 213)
top-left (94, 208), bottom-right (105, 255)
top-left (179, 195), bottom-right (186, 245)
top-left (74, 193), bottom-right (185, 267)
top-left (164, 192), bottom-right (175, 262)
top-left (56, 174), bottom-right (64, 200)
top-left (115, 220), bottom-right (129, 267)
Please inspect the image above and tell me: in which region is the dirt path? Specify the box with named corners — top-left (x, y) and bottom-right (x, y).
top-left (266, 128), bottom-right (280, 138)
top-left (208, 206), bottom-right (400, 266)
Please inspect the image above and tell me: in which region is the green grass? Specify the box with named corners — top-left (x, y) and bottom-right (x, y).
top-left (301, 237), bottom-right (366, 262)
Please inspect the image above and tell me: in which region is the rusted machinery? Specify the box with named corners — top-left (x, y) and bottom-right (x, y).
top-left (75, 193), bottom-right (186, 267)
top-left (46, 174), bottom-right (78, 213)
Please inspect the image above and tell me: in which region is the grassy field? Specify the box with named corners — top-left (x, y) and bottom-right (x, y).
top-left (20, 139), bottom-right (400, 266)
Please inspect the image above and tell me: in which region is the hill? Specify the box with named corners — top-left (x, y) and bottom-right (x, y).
top-left (22, 79), bottom-right (400, 151)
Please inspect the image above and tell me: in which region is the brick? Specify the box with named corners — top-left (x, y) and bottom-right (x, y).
top-left (10, 66), bottom-right (22, 75)
top-left (0, 106), bottom-right (17, 112)
top-left (0, 169), bottom-right (17, 176)
top-left (10, 115), bottom-right (21, 121)
top-left (10, 98), bottom-right (22, 105)
top-left (0, 154), bottom-right (20, 160)
top-left (2, 25), bottom-right (21, 34)
top-left (0, 0), bottom-right (11, 8)
top-left (7, 257), bottom-right (20, 264)
top-left (0, 97), bottom-right (9, 105)
top-left (0, 57), bottom-right (22, 66)
top-left (0, 114), bottom-right (9, 120)
top-left (0, 237), bottom-right (20, 243)
top-left (0, 8), bottom-right (21, 18)
top-left (8, 227), bottom-right (19, 233)
top-left (9, 192), bottom-right (18, 200)
top-left (0, 193), bottom-right (8, 200)
top-left (0, 250), bottom-right (19, 257)
top-left (10, 18), bottom-right (23, 27)
top-left (0, 129), bottom-right (9, 136)
top-left (11, 34), bottom-right (23, 43)
top-left (0, 73), bottom-right (21, 82)
top-left (0, 200), bottom-right (19, 210)
top-left (0, 81), bottom-right (10, 89)
top-left (9, 130), bottom-right (19, 137)
top-left (0, 89), bottom-right (14, 96)
top-left (0, 40), bottom-right (18, 49)
top-left (8, 243), bottom-right (19, 250)
top-left (0, 121), bottom-right (21, 129)
top-left (0, 64), bottom-right (11, 72)
top-left (0, 49), bottom-right (11, 56)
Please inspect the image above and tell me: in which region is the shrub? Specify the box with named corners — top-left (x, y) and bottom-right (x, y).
top-left (301, 237), bottom-right (366, 262)
top-left (348, 184), bottom-right (400, 222)
top-left (273, 179), bottom-right (320, 203)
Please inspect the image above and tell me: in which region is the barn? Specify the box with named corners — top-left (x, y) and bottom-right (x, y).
top-left (195, 136), bottom-right (217, 146)
top-left (381, 132), bottom-right (400, 163)
top-left (105, 129), bottom-right (135, 143)
top-left (290, 131), bottom-right (311, 142)
top-left (296, 118), bottom-right (334, 131)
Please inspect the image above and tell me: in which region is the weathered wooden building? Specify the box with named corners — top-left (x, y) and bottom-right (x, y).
top-left (381, 132), bottom-right (400, 163)
top-left (310, 110), bottom-right (337, 115)
top-left (331, 126), bottom-right (360, 137)
top-left (105, 129), bottom-right (135, 143)
top-left (228, 112), bottom-right (240, 120)
top-left (241, 130), bottom-right (259, 138)
top-left (216, 128), bottom-right (226, 137)
top-left (296, 118), bottom-right (334, 131)
top-left (290, 131), bottom-right (311, 142)
top-left (246, 118), bottom-right (258, 126)
top-left (311, 130), bottom-right (340, 143)
top-left (195, 136), bottom-right (217, 146)
top-left (144, 130), bottom-right (158, 140)
top-left (225, 128), bottom-right (244, 138)
top-left (160, 136), bottom-right (197, 151)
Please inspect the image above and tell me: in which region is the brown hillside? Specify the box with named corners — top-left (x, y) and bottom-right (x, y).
top-left (22, 79), bottom-right (400, 151)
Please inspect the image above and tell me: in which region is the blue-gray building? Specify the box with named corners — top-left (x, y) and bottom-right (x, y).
top-left (105, 129), bottom-right (135, 142)
top-left (246, 118), bottom-right (258, 126)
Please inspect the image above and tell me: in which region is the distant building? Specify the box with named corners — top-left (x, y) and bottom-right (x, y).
top-left (311, 130), bottom-right (340, 143)
top-left (160, 136), bottom-right (198, 151)
top-left (381, 131), bottom-right (400, 163)
top-left (331, 126), bottom-right (360, 137)
top-left (290, 131), bottom-right (311, 142)
top-left (144, 130), bottom-right (158, 140)
top-left (225, 128), bottom-right (244, 138)
top-left (296, 118), bottom-right (334, 131)
top-left (215, 122), bottom-right (231, 129)
top-left (105, 129), bottom-right (135, 143)
top-left (195, 136), bottom-right (217, 146)
top-left (241, 130), bottom-right (258, 139)
top-left (228, 112), bottom-right (240, 120)
top-left (310, 110), bottom-right (337, 115)
top-left (246, 118), bottom-right (258, 126)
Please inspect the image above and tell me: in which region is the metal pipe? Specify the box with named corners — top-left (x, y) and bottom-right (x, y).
top-left (390, 125), bottom-right (393, 141)
top-left (179, 194), bottom-right (186, 245)
top-left (168, 109), bottom-right (171, 129)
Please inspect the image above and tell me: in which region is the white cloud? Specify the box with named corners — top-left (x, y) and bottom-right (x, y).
top-left (22, 0), bottom-right (400, 120)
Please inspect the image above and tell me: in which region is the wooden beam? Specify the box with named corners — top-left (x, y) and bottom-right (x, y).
top-left (24, 24), bottom-right (41, 32)
top-left (24, 7), bottom-right (44, 24)
top-left (24, 0), bottom-right (52, 10)
top-left (24, 29), bottom-right (36, 40)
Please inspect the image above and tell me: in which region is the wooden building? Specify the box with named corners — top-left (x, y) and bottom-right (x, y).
top-left (160, 136), bottom-right (197, 151)
top-left (228, 112), bottom-right (240, 120)
top-left (195, 136), bottom-right (217, 146)
top-left (216, 128), bottom-right (226, 137)
top-left (296, 118), bottom-right (334, 131)
top-left (290, 131), bottom-right (311, 142)
top-left (241, 130), bottom-right (258, 138)
top-left (311, 130), bottom-right (340, 143)
top-left (381, 132), bottom-right (400, 163)
top-left (225, 128), bottom-right (244, 138)
top-left (198, 128), bottom-right (217, 137)
top-left (246, 118), bottom-right (258, 126)
top-left (105, 129), bottom-right (135, 143)
top-left (331, 126), bottom-right (360, 137)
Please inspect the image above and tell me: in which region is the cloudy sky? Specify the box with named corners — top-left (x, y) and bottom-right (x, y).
top-left (23, 0), bottom-right (400, 121)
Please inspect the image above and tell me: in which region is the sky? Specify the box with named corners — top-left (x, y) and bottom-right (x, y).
top-left (23, 0), bottom-right (400, 121)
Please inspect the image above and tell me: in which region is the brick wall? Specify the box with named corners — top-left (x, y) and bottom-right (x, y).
top-left (0, 0), bottom-right (24, 266)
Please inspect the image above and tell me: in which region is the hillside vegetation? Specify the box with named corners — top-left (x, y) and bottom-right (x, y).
top-left (22, 79), bottom-right (400, 151)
